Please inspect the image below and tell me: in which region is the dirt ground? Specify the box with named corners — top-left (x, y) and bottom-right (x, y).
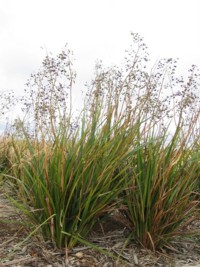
top-left (0, 191), bottom-right (200, 267)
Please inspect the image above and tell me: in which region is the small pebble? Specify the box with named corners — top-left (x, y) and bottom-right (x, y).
top-left (75, 252), bottom-right (84, 259)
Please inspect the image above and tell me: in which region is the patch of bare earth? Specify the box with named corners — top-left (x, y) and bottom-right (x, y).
top-left (0, 191), bottom-right (200, 267)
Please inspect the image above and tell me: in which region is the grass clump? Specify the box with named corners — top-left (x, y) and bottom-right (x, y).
top-left (10, 117), bottom-right (139, 249)
top-left (120, 119), bottom-right (199, 250)
top-left (7, 76), bottom-right (143, 249)
top-left (1, 33), bottom-right (200, 254)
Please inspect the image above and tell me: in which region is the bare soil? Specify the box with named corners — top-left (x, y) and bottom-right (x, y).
top-left (0, 191), bottom-right (200, 267)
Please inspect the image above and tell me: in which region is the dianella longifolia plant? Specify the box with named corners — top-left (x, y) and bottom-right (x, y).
top-left (3, 33), bottom-right (200, 251)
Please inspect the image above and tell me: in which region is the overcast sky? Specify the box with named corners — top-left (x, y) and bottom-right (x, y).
top-left (0, 0), bottom-right (200, 125)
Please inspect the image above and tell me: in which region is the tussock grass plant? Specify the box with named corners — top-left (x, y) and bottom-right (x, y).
top-left (2, 33), bottom-right (200, 253)
top-left (120, 117), bottom-right (199, 250)
top-left (7, 99), bottom-right (142, 249)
